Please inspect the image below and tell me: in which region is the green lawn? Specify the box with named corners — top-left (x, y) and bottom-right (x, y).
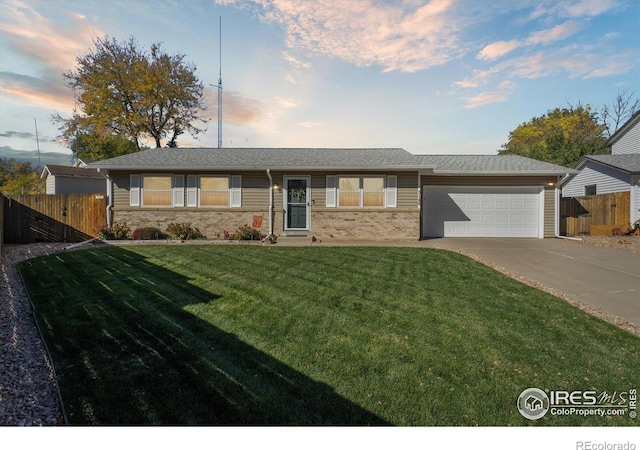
top-left (19, 245), bottom-right (639, 425)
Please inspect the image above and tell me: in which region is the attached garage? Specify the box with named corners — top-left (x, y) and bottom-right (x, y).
top-left (422, 186), bottom-right (544, 238)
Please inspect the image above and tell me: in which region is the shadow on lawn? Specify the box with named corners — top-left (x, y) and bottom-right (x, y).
top-left (23, 245), bottom-right (388, 425)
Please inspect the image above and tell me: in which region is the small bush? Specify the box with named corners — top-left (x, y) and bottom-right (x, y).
top-left (132, 227), bottom-right (167, 240)
top-left (98, 222), bottom-right (131, 240)
top-left (165, 223), bottom-right (205, 240)
top-left (229, 225), bottom-right (265, 241)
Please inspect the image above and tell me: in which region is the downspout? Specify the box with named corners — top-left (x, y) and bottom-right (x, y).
top-left (266, 169), bottom-right (274, 237)
top-left (103, 170), bottom-right (113, 227)
top-left (555, 174), bottom-right (582, 241)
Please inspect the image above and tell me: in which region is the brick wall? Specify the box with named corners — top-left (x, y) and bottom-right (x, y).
top-left (309, 208), bottom-right (420, 240)
top-left (113, 208), bottom-right (269, 239)
top-left (114, 207), bottom-right (421, 240)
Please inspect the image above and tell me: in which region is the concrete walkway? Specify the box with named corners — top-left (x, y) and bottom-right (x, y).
top-left (417, 238), bottom-right (640, 326)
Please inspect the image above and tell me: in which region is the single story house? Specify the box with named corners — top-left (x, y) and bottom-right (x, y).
top-left (41, 157), bottom-right (107, 195)
top-left (561, 111), bottom-right (640, 224)
top-left (89, 148), bottom-right (576, 240)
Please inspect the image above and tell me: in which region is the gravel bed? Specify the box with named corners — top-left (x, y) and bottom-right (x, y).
top-left (1, 243), bottom-right (67, 426)
top-left (577, 235), bottom-right (640, 254)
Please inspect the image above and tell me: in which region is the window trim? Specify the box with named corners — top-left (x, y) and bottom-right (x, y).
top-left (197, 174), bottom-right (242, 208)
top-left (128, 173), bottom-right (242, 208)
top-left (141, 174), bottom-right (174, 207)
top-left (333, 175), bottom-right (396, 208)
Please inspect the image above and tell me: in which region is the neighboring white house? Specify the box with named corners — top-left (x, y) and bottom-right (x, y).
top-left (41, 158), bottom-right (106, 195)
top-left (561, 111), bottom-right (640, 224)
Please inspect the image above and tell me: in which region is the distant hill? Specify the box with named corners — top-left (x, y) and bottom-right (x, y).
top-left (0, 146), bottom-right (73, 167)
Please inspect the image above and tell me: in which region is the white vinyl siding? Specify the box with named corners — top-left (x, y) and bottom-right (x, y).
top-left (562, 161), bottom-right (631, 197)
top-left (611, 120), bottom-right (640, 155)
top-left (130, 174), bottom-right (140, 206)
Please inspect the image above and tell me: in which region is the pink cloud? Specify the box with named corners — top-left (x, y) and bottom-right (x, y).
top-left (477, 40), bottom-right (521, 61)
top-left (526, 20), bottom-right (584, 45)
top-left (227, 0), bottom-right (465, 73)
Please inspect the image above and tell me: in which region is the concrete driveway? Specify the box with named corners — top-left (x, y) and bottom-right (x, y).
top-left (420, 238), bottom-right (640, 326)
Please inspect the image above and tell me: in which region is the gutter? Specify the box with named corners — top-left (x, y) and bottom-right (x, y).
top-left (266, 169), bottom-right (274, 238)
top-left (555, 174), bottom-right (582, 241)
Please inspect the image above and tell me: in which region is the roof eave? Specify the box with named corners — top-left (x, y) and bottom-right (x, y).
top-left (88, 165), bottom-right (428, 171)
top-left (428, 170), bottom-right (578, 176)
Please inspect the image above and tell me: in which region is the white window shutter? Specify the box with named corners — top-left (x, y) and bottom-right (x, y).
top-left (230, 175), bottom-right (242, 207)
top-left (186, 175), bottom-right (197, 207)
top-left (326, 175), bottom-right (336, 207)
top-left (130, 174), bottom-right (140, 206)
top-left (386, 175), bottom-right (397, 208)
top-left (173, 175), bottom-right (184, 207)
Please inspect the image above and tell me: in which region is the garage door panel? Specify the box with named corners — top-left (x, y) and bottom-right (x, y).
top-left (423, 187), bottom-right (541, 238)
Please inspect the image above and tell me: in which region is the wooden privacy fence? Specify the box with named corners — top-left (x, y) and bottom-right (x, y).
top-left (560, 191), bottom-right (630, 236)
top-left (3, 193), bottom-right (107, 244)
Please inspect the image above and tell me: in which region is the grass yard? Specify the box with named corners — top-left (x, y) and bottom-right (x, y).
top-left (19, 245), bottom-right (639, 426)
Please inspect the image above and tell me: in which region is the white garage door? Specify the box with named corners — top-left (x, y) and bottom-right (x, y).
top-left (422, 187), bottom-right (542, 238)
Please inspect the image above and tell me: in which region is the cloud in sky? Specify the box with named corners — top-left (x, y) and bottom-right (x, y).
top-left (226, 0), bottom-right (465, 73)
top-left (457, 0), bottom-right (635, 108)
top-left (0, 1), bottom-right (102, 112)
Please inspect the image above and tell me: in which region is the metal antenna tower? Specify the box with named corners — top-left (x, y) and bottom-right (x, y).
top-left (34, 118), bottom-right (42, 168)
top-left (217, 16), bottom-right (222, 149)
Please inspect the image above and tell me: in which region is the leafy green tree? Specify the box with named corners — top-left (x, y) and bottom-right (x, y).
top-left (53, 36), bottom-right (207, 153)
top-left (499, 105), bottom-right (607, 167)
top-left (70, 132), bottom-right (138, 161)
top-left (0, 158), bottom-right (45, 195)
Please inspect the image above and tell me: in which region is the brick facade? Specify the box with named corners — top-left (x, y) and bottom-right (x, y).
top-left (114, 208), bottom-right (269, 239)
top-left (309, 208), bottom-right (421, 240)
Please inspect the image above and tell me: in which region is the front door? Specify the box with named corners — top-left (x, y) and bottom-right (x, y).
top-left (284, 176), bottom-right (310, 230)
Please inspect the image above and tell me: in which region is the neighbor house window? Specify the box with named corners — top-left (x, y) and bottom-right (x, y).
top-left (334, 176), bottom-right (395, 208)
top-left (585, 184), bottom-right (597, 195)
top-left (143, 175), bottom-right (172, 206)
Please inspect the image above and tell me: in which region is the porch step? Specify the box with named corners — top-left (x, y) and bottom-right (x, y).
top-left (276, 233), bottom-right (314, 245)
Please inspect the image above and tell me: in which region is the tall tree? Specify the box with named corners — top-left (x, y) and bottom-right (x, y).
top-left (53, 36), bottom-right (207, 154)
top-left (70, 132), bottom-right (138, 161)
top-left (498, 105), bottom-right (607, 167)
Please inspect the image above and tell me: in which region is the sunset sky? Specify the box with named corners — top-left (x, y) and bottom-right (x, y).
top-left (0, 0), bottom-right (638, 164)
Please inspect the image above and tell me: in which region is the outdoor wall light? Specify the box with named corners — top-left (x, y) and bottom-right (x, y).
top-left (273, 184), bottom-right (280, 191)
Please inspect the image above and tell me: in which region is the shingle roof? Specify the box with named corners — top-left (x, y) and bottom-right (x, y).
top-left (89, 148), bottom-right (427, 170)
top-left (88, 147), bottom-right (576, 175)
top-left (414, 154), bottom-right (578, 175)
top-left (41, 164), bottom-right (104, 179)
top-left (583, 154), bottom-right (640, 174)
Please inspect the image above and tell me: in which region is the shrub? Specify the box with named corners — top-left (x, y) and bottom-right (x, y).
top-left (97, 222), bottom-right (131, 240)
top-left (165, 222), bottom-right (205, 240)
top-left (132, 227), bottom-right (167, 240)
top-left (229, 225), bottom-right (265, 241)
